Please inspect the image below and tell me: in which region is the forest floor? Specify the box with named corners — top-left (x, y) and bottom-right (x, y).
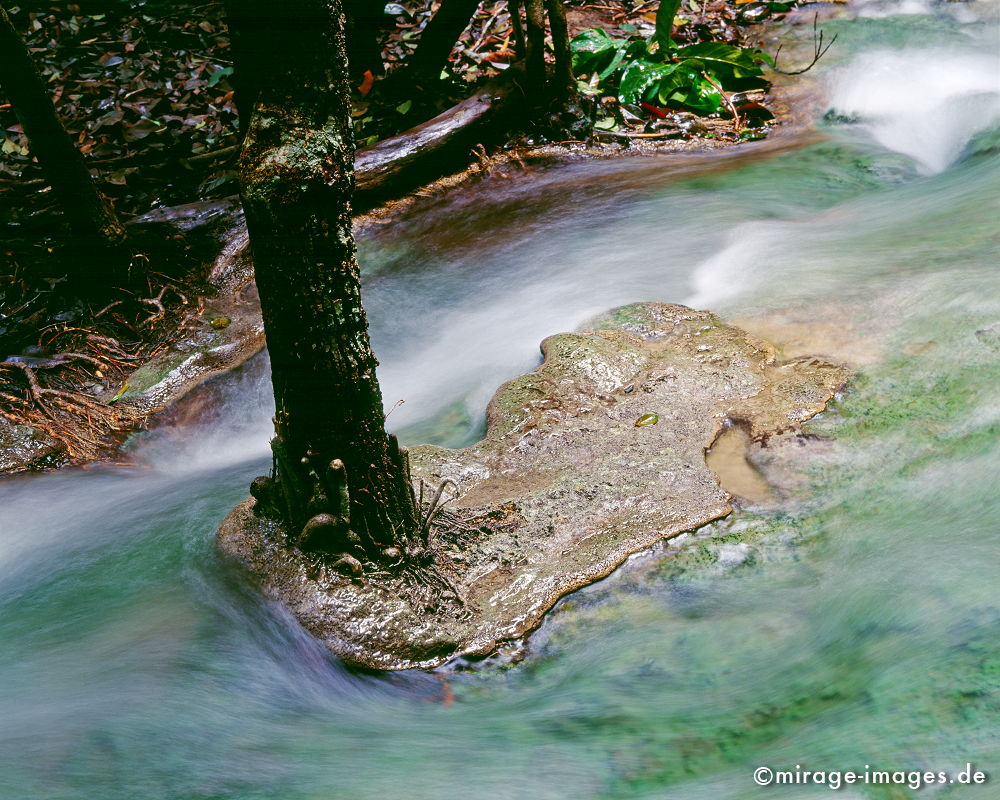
top-left (0, 0), bottom-right (812, 472)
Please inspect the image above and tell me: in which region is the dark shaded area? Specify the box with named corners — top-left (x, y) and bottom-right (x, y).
top-left (0, 4), bottom-right (125, 247)
top-left (0, 2), bottom-right (240, 220)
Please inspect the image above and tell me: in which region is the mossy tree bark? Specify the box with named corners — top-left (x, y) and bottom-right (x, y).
top-left (0, 4), bottom-right (124, 246)
top-left (224, 0), bottom-right (417, 558)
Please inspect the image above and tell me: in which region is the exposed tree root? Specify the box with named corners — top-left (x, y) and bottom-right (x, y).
top-left (253, 451), bottom-right (525, 615)
top-left (1, 252), bottom-right (220, 472)
top-left (0, 336), bottom-right (149, 464)
top-left (0, 353), bottom-right (142, 461)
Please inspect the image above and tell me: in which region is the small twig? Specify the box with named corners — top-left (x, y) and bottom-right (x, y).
top-left (138, 284), bottom-right (182, 327)
top-left (384, 398), bottom-right (405, 420)
top-left (87, 334), bottom-right (137, 359)
top-left (701, 72), bottom-right (741, 131)
top-left (416, 478), bottom-right (459, 547)
top-left (0, 391), bottom-right (31, 410)
top-left (56, 352), bottom-right (106, 369)
top-left (472, 142), bottom-right (492, 173)
top-left (471, 10), bottom-right (502, 52)
top-left (0, 177), bottom-right (46, 190)
top-left (773, 15), bottom-right (837, 76)
top-left (180, 144), bottom-right (240, 168)
top-left (39, 326), bottom-right (90, 348)
top-left (94, 300), bottom-right (123, 318)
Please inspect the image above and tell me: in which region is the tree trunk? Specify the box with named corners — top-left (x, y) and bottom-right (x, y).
top-left (406, 0), bottom-right (483, 79)
top-left (224, 0), bottom-right (417, 555)
top-left (520, 0), bottom-right (585, 138)
top-left (344, 0), bottom-right (386, 81)
top-left (507, 0), bottom-right (525, 59)
top-left (523, 0), bottom-right (547, 96)
top-left (544, 0), bottom-right (574, 97)
top-left (0, 4), bottom-right (124, 245)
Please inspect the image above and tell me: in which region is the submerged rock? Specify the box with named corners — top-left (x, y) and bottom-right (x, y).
top-left (217, 302), bottom-right (848, 670)
top-left (0, 419), bottom-right (65, 473)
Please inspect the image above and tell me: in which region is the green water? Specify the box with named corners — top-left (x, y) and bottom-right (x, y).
top-left (3, 2), bottom-right (999, 798)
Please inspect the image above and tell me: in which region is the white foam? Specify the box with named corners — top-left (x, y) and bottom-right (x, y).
top-left (828, 48), bottom-right (1000, 174)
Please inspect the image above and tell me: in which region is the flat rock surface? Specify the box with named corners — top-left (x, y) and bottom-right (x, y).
top-left (217, 302), bottom-right (848, 670)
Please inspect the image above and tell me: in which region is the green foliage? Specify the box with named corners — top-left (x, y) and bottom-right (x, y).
top-left (571, 13), bottom-right (773, 116)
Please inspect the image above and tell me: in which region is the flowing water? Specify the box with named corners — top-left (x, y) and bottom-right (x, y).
top-left (3, 2), bottom-right (999, 797)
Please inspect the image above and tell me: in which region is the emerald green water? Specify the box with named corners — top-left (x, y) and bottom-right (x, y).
top-left (3, 3), bottom-right (999, 798)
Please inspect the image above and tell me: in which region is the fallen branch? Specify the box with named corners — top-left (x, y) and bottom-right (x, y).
top-left (353, 68), bottom-right (522, 206)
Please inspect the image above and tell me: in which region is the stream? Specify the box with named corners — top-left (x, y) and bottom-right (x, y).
top-left (2, 1), bottom-right (999, 797)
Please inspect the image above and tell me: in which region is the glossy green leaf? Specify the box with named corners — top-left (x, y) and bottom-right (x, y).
top-left (570, 27), bottom-right (617, 54)
top-left (619, 60), bottom-right (682, 104)
top-left (598, 46), bottom-right (628, 80)
top-left (206, 65), bottom-right (232, 87)
top-left (672, 78), bottom-right (723, 114)
top-left (634, 413), bottom-right (659, 427)
top-left (675, 42), bottom-right (765, 74)
top-left (753, 49), bottom-right (777, 67)
top-left (572, 28), bottom-right (630, 78)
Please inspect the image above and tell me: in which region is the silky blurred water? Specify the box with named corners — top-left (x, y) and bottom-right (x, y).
top-left (2, 2), bottom-right (999, 798)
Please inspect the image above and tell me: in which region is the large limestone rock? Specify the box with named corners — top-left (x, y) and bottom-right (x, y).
top-left (217, 303), bottom-right (847, 670)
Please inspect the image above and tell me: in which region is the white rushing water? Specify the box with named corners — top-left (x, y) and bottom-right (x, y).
top-left (369, 10), bottom-right (1000, 436)
top-left (827, 48), bottom-right (1000, 174)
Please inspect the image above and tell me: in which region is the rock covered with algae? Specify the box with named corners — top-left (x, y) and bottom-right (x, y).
top-left (217, 303), bottom-right (848, 670)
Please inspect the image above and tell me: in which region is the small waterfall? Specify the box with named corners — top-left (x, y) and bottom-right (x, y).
top-left (828, 48), bottom-right (1000, 174)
